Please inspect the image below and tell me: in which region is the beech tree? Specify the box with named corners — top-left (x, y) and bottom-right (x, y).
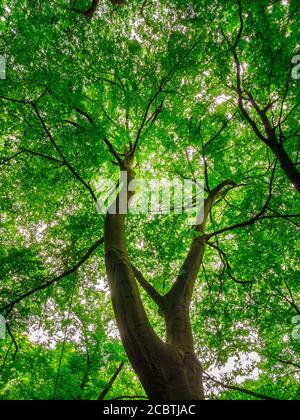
top-left (0, 0), bottom-right (299, 400)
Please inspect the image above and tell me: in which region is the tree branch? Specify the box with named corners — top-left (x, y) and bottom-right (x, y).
top-left (203, 114), bottom-right (236, 151)
top-left (275, 357), bottom-right (300, 370)
top-left (63, 119), bottom-right (82, 129)
top-left (98, 362), bottom-right (125, 400)
top-left (31, 103), bottom-right (97, 202)
top-left (207, 242), bottom-right (252, 285)
top-left (0, 151), bottom-right (24, 167)
top-left (47, 88), bottom-right (94, 124)
top-left (6, 324), bottom-right (18, 360)
top-left (208, 163), bottom-right (299, 238)
top-left (233, 0), bottom-right (244, 50)
top-left (73, 106), bottom-right (94, 124)
top-left (0, 342), bottom-right (13, 374)
top-left (140, 0), bottom-right (148, 16)
top-left (221, 3), bottom-right (300, 191)
top-left (168, 180), bottom-right (237, 303)
top-left (131, 265), bottom-right (163, 308)
top-left (21, 148), bottom-right (64, 164)
top-left (220, 2), bottom-right (268, 145)
top-left (0, 95), bottom-right (29, 105)
top-left (132, 81), bottom-right (166, 156)
top-left (207, 212), bottom-right (300, 239)
top-left (0, 238), bottom-right (104, 316)
top-left (204, 373), bottom-right (279, 401)
top-left (103, 138), bottom-right (123, 165)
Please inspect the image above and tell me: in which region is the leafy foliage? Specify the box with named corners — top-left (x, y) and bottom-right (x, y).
top-left (0, 0), bottom-right (299, 400)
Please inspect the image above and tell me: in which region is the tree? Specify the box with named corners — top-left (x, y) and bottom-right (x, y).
top-left (0, 0), bottom-right (299, 400)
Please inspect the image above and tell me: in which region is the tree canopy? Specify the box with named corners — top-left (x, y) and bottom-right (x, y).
top-left (0, 0), bottom-right (299, 400)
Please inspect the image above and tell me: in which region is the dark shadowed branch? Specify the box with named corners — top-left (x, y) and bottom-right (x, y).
top-left (31, 103), bottom-right (98, 202)
top-left (207, 242), bottom-right (252, 285)
top-left (103, 138), bottom-right (123, 165)
top-left (98, 362), bottom-right (125, 400)
top-left (204, 373), bottom-right (280, 400)
top-left (0, 151), bottom-right (25, 167)
top-left (207, 212), bottom-right (300, 239)
top-left (6, 324), bottom-right (19, 360)
top-left (131, 265), bottom-right (163, 308)
top-left (0, 238), bottom-right (104, 316)
top-left (208, 163), bottom-right (299, 238)
top-left (221, 0), bottom-right (300, 191)
top-left (0, 342), bottom-right (13, 374)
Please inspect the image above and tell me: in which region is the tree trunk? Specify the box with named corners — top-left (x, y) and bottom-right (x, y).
top-left (103, 161), bottom-right (234, 399)
top-left (104, 212), bottom-right (205, 400)
top-left (269, 141), bottom-right (300, 192)
top-left (103, 157), bottom-right (205, 400)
